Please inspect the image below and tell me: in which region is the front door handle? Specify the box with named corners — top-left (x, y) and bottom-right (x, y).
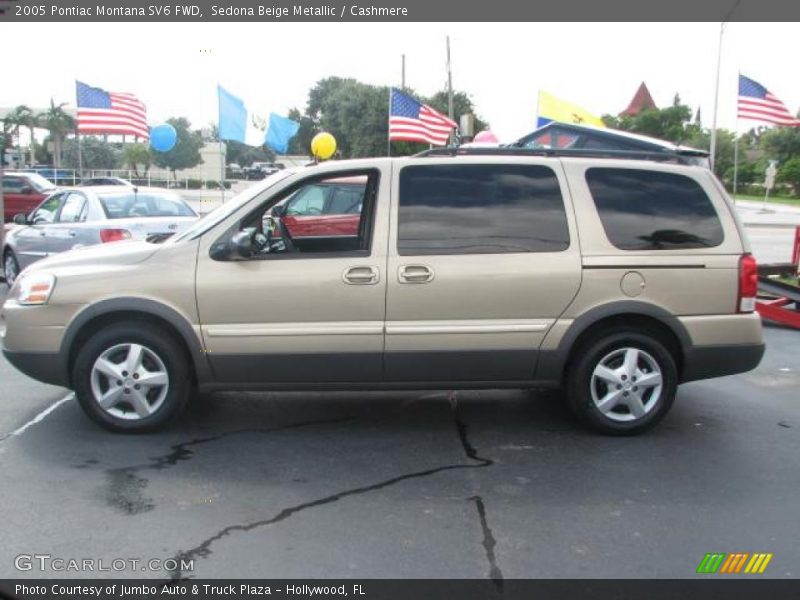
top-left (398, 264), bottom-right (434, 284)
top-left (343, 265), bottom-right (380, 285)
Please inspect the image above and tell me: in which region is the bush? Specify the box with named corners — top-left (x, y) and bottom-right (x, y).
top-left (186, 178), bottom-right (203, 190)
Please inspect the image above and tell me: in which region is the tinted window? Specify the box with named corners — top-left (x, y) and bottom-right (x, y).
top-left (398, 164), bottom-right (569, 255)
top-left (586, 168), bottom-right (724, 250)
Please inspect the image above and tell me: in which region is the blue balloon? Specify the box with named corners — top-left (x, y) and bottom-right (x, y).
top-left (150, 123), bottom-right (177, 152)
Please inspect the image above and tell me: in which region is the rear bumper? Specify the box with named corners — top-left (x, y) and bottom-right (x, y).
top-left (681, 342), bottom-right (765, 382)
top-left (2, 349), bottom-right (67, 387)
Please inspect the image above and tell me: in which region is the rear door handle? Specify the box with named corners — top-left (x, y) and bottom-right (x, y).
top-left (342, 265), bottom-right (380, 285)
top-left (398, 264), bottom-right (434, 284)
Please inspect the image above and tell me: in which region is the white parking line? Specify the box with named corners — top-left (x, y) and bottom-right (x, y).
top-left (1, 393), bottom-right (75, 441)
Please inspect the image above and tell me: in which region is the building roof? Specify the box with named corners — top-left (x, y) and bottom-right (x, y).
top-left (620, 82), bottom-right (657, 117)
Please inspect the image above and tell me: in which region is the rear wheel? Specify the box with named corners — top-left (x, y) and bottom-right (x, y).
top-left (566, 329), bottom-right (677, 435)
top-left (3, 249), bottom-right (20, 286)
top-left (73, 322), bottom-right (191, 432)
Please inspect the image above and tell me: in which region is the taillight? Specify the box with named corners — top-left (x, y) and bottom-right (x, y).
top-left (738, 253), bottom-right (758, 313)
top-left (99, 229), bottom-right (132, 243)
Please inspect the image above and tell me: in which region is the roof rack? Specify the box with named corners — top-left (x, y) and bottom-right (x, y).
top-left (412, 146), bottom-right (706, 164)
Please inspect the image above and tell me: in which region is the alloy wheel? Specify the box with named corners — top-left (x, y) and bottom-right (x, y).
top-left (589, 347), bottom-right (663, 422)
top-left (90, 343), bottom-right (170, 420)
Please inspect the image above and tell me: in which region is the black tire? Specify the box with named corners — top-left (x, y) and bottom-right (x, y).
top-left (566, 329), bottom-right (678, 435)
top-left (3, 248), bottom-right (20, 286)
top-left (72, 322), bottom-right (191, 433)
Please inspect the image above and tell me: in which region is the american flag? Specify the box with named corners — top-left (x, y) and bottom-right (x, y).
top-left (389, 88), bottom-right (457, 146)
top-left (738, 75), bottom-right (800, 127)
top-left (76, 81), bottom-right (150, 139)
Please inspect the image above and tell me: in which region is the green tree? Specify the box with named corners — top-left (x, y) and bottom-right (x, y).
top-left (122, 143), bottom-right (152, 177)
top-left (603, 94), bottom-right (700, 145)
top-left (151, 118), bottom-right (204, 178)
top-left (760, 127), bottom-right (800, 164)
top-left (426, 90), bottom-right (489, 134)
top-left (62, 137), bottom-right (121, 170)
top-left (305, 77), bottom-right (390, 158)
top-left (286, 107), bottom-right (316, 156)
top-left (225, 140), bottom-right (275, 167)
top-left (4, 105), bottom-right (34, 167)
top-left (38, 100), bottom-right (75, 167)
top-left (777, 156), bottom-right (800, 196)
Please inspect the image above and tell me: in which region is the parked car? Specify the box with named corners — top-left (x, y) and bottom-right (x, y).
top-left (271, 176), bottom-right (365, 240)
top-left (80, 176), bottom-right (133, 187)
top-left (2, 186), bottom-right (197, 285)
top-left (245, 162), bottom-right (285, 180)
top-left (510, 122), bottom-right (711, 168)
top-left (1, 151), bottom-right (764, 434)
top-left (1, 172), bottom-right (58, 222)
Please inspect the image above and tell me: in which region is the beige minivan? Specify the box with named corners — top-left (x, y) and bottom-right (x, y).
top-left (0, 151), bottom-right (765, 434)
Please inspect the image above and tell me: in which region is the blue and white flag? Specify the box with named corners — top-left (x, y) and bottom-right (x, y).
top-left (217, 85), bottom-right (300, 152)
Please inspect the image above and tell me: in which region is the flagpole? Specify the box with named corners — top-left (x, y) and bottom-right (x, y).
top-left (387, 87), bottom-right (392, 157)
top-left (733, 80), bottom-right (740, 202)
top-left (709, 22), bottom-right (724, 172)
top-left (76, 130), bottom-right (83, 184)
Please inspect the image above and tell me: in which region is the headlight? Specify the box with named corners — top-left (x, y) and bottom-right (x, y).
top-left (15, 273), bottom-right (57, 305)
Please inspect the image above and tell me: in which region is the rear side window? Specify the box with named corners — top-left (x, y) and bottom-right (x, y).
top-left (398, 164), bottom-right (570, 255)
top-left (586, 168), bottom-right (724, 250)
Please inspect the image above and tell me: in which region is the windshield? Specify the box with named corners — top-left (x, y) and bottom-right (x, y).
top-left (99, 191), bottom-right (196, 218)
top-left (168, 169), bottom-right (295, 243)
top-left (26, 173), bottom-right (57, 192)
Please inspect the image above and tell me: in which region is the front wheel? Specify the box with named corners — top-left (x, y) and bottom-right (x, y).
top-left (566, 330), bottom-right (678, 435)
top-left (73, 322), bottom-right (191, 432)
top-left (3, 249), bottom-right (20, 286)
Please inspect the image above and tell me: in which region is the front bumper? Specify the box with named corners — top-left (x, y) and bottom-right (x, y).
top-left (2, 349), bottom-right (68, 386)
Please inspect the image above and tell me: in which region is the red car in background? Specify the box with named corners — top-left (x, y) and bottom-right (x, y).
top-left (2, 172), bottom-right (57, 222)
top-left (278, 176), bottom-right (365, 239)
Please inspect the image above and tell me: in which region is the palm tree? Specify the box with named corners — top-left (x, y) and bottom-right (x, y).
top-left (4, 105), bottom-right (34, 168)
top-left (38, 100), bottom-right (75, 168)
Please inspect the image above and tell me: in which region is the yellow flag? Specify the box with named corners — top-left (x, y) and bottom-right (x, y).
top-left (537, 91), bottom-right (605, 128)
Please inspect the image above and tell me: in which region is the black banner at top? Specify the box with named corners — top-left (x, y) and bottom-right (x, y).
top-left (1, 0), bottom-right (799, 22)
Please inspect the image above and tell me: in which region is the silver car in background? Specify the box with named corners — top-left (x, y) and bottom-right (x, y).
top-left (2, 186), bottom-right (198, 284)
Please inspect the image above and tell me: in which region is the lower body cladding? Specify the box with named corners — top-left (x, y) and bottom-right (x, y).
top-left (2, 314), bottom-right (765, 390)
top-left (201, 319), bottom-right (550, 387)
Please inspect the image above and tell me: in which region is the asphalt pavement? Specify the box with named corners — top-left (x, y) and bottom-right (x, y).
top-left (1, 283), bottom-right (798, 581)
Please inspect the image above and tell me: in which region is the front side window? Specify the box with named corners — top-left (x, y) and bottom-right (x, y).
top-left (32, 193), bottom-right (64, 223)
top-left (214, 170), bottom-right (378, 259)
top-left (586, 168), bottom-right (724, 250)
top-left (398, 164), bottom-right (570, 255)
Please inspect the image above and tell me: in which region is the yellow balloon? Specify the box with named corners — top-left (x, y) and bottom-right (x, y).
top-left (311, 132), bottom-right (337, 160)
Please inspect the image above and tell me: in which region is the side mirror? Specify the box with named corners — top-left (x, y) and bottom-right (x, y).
top-left (20, 186), bottom-right (33, 195)
top-left (13, 213), bottom-right (28, 226)
top-left (229, 230), bottom-right (254, 259)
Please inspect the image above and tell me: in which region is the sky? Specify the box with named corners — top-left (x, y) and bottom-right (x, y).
top-left (1, 22), bottom-right (799, 144)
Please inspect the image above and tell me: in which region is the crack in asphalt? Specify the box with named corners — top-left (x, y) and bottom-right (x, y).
top-left (470, 495), bottom-right (504, 591)
top-left (168, 396), bottom-right (499, 581)
top-left (104, 417), bottom-right (352, 515)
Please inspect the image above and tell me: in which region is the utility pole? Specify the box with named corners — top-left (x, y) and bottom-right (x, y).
top-left (401, 54), bottom-right (405, 90)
